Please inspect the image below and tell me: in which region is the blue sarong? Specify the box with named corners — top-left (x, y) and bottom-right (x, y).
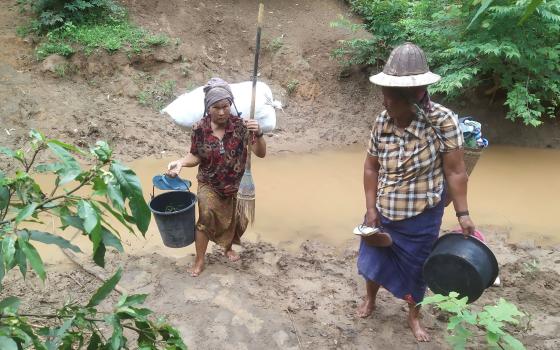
top-left (357, 199), bottom-right (445, 303)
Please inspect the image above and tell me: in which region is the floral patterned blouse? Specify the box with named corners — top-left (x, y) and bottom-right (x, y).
top-left (190, 115), bottom-right (252, 197)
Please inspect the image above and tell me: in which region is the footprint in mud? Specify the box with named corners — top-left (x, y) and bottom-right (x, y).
top-left (213, 290), bottom-right (264, 334)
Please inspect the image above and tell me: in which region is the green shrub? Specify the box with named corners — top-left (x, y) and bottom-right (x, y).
top-left (286, 79), bottom-right (299, 95)
top-left (35, 21), bottom-right (171, 59)
top-left (18, 1), bottom-right (171, 59)
top-left (332, 0), bottom-right (408, 65)
top-left (53, 62), bottom-right (74, 77)
top-left (137, 80), bottom-right (177, 111)
top-left (334, 0), bottom-right (560, 126)
top-left (145, 34), bottom-right (169, 46)
top-left (0, 131), bottom-right (188, 349)
top-left (18, 0), bottom-right (126, 33)
top-left (267, 35), bottom-right (285, 53)
top-left (421, 292), bottom-right (526, 350)
top-left (35, 41), bottom-right (74, 60)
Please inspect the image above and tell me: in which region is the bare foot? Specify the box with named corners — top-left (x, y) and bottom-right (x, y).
top-left (356, 297), bottom-right (375, 318)
top-left (189, 258), bottom-right (204, 277)
top-left (408, 309), bottom-right (430, 342)
top-left (225, 249), bottom-right (240, 262)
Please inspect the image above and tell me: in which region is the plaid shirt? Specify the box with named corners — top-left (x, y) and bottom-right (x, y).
top-left (367, 102), bottom-right (463, 221)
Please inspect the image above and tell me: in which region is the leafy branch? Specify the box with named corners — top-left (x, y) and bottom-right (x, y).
top-left (1, 130), bottom-right (151, 269)
top-left (420, 292), bottom-right (526, 350)
top-left (0, 130), bottom-right (187, 349)
top-left (0, 269), bottom-right (187, 349)
top-left (335, 0), bottom-right (560, 126)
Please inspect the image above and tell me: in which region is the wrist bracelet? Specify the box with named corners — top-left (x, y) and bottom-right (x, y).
top-left (256, 131), bottom-right (264, 138)
top-left (456, 210), bottom-right (469, 218)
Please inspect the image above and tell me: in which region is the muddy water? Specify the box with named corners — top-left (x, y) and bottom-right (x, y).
top-left (31, 145), bottom-right (560, 263)
top-left (242, 145), bottom-right (560, 248)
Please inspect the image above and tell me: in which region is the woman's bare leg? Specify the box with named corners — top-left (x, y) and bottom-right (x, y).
top-left (408, 303), bottom-right (430, 342)
top-left (190, 230), bottom-right (209, 277)
top-left (225, 219), bottom-right (245, 262)
top-left (357, 279), bottom-right (380, 318)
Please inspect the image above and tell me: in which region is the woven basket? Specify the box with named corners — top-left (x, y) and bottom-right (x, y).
top-left (444, 147), bottom-right (484, 207)
top-left (464, 147), bottom-right (483, 176)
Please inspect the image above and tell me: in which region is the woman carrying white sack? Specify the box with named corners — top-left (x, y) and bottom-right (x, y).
top-left (166, 78), bottom-right (267, 277)
top-left (162, 81), bottom-right (280, 132)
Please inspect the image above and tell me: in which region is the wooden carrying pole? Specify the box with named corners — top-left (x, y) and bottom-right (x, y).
top-left (236, 3), bottom-right (264, 225)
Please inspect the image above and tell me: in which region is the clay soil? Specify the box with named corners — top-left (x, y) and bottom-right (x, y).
top-left (1, 0), bottom-right (560, 349)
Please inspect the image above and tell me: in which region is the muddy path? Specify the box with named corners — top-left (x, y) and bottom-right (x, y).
top-left (3, 232), bottom-right (559, 349)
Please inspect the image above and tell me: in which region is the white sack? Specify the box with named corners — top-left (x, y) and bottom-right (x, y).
top-left (161, 81), bottom-right (281, 132)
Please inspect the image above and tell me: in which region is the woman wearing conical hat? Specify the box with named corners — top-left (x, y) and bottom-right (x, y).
top-left (357, 43), bottom-right (475, 341)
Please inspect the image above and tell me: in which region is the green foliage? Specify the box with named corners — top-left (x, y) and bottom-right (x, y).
top-left (0, 269), bottom-right (188, 349)
top-left (286, 79), bottom-right (299, 95)
top-left (0, 131), bottom-right (187, 348)
top-left (519, 0), bottom-right (545, 23)
top-left (335, 0), bottom-right (560, 126)
top-left (35, 41), bottom-right (74, 60)
top-left (145, 34), bottom-right (169, 47)
top-left (421, 292), bottom-right (526, 350)
top-left (266, 35), bottom-right (285, 53)
top-left (467, 0), bottom-right (546, 26)
top-left (137, 80), bottom-right (177, 111)
top-left (35, 21), bottom-right (170, 60)
top-left (18, 0), bottom-right (171, 60)
top-left (18, 0), bottom-right (126, 33)
top-left (331, 1), bottom-right (409, 66)
top-left (53, 62), bottom-right (72, 77)
top-left (0, 130), bottom-right (150, 279)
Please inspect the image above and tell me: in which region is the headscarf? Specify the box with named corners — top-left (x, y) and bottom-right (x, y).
top-left (203, 77), bottom-right (234, 115)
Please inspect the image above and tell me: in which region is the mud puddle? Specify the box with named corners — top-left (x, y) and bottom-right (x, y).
top-left (30, 145), bottom-right (560, 263)
top-left (138, 145), bottom-right (560, 248)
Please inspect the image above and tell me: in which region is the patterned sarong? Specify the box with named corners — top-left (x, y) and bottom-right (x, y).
top-left (196, 183), bottom-right (248, 248)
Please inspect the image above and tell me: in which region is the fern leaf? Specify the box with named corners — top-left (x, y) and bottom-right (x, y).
top-left (468, 0), bottom-right (495, 29)
top-left (518, 0), bottom-right (545, 25)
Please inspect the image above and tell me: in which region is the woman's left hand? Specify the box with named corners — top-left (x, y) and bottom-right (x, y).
top-left (458, 215), bottom-right (476, 236)
top-left (244, 119), bottom-right (261, 133)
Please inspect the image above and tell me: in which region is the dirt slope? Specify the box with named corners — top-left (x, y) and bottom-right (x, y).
top-left (0, 0), bottom-right (378, 160)
top-left (2, 0), bottom-right (559, 160)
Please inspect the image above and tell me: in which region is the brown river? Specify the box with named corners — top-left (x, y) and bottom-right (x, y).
top-left (32, 145), bottom-right (560, 262)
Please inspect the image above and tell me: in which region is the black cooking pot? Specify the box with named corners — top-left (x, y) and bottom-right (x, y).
top-left (423, 232), bottom-right (499, 303)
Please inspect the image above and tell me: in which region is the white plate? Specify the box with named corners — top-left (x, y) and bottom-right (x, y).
top-left (353, 225), bottom-right (380, 237)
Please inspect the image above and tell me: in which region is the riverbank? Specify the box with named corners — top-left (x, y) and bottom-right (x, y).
top-left (2, 228), bottom-right (559, 349)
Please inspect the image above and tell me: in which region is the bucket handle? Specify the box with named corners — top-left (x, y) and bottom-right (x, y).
top-left (151, 176), bottom-right (192, 199)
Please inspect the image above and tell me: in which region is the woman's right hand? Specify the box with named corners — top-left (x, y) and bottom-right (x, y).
top-left (166, 160), bottom-right (183, 178)
top-left (364, 208), bottom-right (380, 228)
